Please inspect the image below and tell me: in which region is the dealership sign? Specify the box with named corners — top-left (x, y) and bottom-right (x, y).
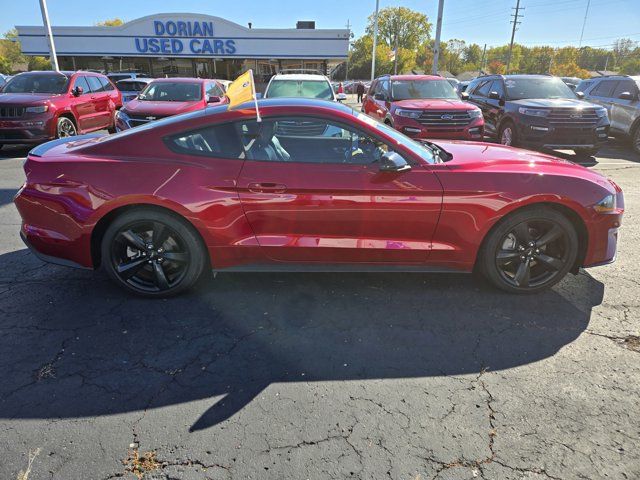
top-left (134, 21), bottom-right (237, 55)
top-left (16, 13), bottom-right (349, 59)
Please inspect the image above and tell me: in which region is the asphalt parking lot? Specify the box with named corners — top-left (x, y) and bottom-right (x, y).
top-left (0, 132), bottom-right (639, 479)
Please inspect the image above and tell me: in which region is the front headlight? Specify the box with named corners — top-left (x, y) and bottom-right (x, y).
top-left (518, 107), bottom-right (549, 117)
top-left (468, 108), bottom-right (483, 119)
top-left (593, 194), bottom-right (616, 213)
top-left (595, 108), bottom-right (608, 119)
top-left (395, 108), bottom-right (422, 119)
top-left (25, 105), bottom-right (48, 114)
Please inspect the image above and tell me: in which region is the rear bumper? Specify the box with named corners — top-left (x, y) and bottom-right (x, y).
top-left (20, 230), bottom-right (89, 269)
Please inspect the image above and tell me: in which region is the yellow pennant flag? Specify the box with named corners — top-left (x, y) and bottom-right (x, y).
top-left (226, 69), bottom-right (261, 121)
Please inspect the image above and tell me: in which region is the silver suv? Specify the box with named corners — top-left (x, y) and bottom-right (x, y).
top-left (577, 75), bottom-right (640, 154)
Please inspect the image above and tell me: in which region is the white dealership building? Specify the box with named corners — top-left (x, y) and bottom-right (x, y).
top-left (16, 13), bottom-right (349, 83)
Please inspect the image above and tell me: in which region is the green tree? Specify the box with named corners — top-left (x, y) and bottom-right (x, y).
top-left (95, 18), bottom-right (124, 27)
top-left (619, 55), bottom-right (640, 75)
top-left (0, 56), bottom-right (11, 74)
top-left (28, 56), bottom-right (52, 71)
top-left (365, 7), bottom-right (431, 51)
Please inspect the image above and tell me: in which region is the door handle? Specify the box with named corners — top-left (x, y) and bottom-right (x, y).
top-left (247, 182), bottom-right (287, 193)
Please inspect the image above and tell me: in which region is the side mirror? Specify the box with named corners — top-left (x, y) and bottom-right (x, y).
top-left (374, 92), bottom-right (386, 101)
top-left (207, 95), bottom-right (222, 103)
top-left (460, 91), bottom-right (470, 100)
top-left (379, 151), bottom-right (411, 173)
top-left (618, 91), bottom-right (634, 100)
top-left (72, 86), bottom-right (83, 97)
top-left (488, 91), bottom-right (500, 100)
top-left (575, 91), bottom-right (585, 99)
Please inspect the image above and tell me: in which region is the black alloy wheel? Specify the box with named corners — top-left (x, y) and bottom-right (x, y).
top-left (102, 210), bottom-right (206, 297)
top-left (479, 208), bottom-right (578, 293)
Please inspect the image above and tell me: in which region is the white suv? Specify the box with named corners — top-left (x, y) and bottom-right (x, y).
top-left (263, 72), bottom-right (337, 101)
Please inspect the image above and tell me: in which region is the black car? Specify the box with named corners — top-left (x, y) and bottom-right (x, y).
top-left (464, 74), bottom-right (610, 156)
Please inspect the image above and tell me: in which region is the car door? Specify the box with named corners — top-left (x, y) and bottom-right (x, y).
top-left (235, 115), bottom-right (443, 264)
top-left (362, 79), bottom-right (378, 116)
top-left (588, 79), bottom-right (619, 119)
top-left (609, 79), bottom-right (639, 135)
top-left (469, 79), bottom-right (495, 133)
top-left (69, 75), bottom-right (95, 132)
top-left (85, 76), bottom-right (111, 130)
top-left (483, 79), bottom-right (505, 135)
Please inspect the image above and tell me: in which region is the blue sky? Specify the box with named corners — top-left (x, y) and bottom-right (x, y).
top-left (3, 0), bottom-right (639, 49)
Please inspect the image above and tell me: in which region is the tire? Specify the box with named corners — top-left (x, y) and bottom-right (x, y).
top-left (56, 116), bottom-right (77, 138)
top-left (107, 109), bottom-right (118, 134)
top-left (632, 125), bottom-right (640, 155)
top-left (478, 207), bottom-right (578, 294)
top-left (574, 147), bottom-right (599, 157)
top-left (498, 121), bottom-right (518, 147)
top-left (101, 209), bottom-right (207, 298)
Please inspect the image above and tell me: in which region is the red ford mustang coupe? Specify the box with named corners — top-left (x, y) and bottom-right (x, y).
top-left (15, 99), bottom-right (623, 297)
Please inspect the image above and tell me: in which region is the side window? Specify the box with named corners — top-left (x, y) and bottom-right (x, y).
top-left (490, 80), bottom-right (505, 98)
top-left (380, 78), bottom-right (390, 98)
top-left (86, 76), bottom-right (105, 93)
top-left (368, 80), bottom-right (377, 95)
top-left (239, 116), bottom-right (391, 165)
top-left (612, 79), bottom-right (636, 98)
top-left (576, 80), bottom-right (593, 93)
top-left (474, 79), bottom-right (493, 97)
top-left (166, 122), bottom-right (244, 159)
top-left (99, 77), bottom-right (115, 91)
top-left (591, 80), bottom-right (618, 98)
top-left (73, 76), bottom-right (91, 95)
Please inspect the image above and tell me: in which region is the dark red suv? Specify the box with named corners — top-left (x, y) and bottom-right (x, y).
top-left (0, 71), bottom-right (122, 148)
top-left (362, 75), bottom-right (484, 140)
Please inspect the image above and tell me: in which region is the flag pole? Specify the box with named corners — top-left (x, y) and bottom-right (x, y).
top-left (250, 69), bottom-right (261, 122)
top-left (39, 0), bottom-right (59, 71)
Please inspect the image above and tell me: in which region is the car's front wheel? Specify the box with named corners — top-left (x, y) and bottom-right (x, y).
top-left (101, 209), bottom-right (207, 297)
top-left (498, 121), bottom-right (518, 147)
top-left (478, 207), bottom-right (578, 293)
top-left (633, 125), bottom-right (640, 155)
top-left (56, 117), bottom-right (77, 138)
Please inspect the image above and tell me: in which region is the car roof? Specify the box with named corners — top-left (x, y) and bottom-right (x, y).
top-left (150, 77), bottom-right (208, 84)
top-left (270, 74), bottom-right (329, 81)
top-left (116, 78), bottom-right (154, 84)
top-left (379, 75), bottom-right (444, 81)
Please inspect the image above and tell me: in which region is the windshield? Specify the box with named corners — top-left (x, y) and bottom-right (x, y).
top-left (356, 112), bottom-right (437, 164)
top-left (139, 82), bottom-right (202, 102)
top-left (505, 78), bottom-right (576, 100)
top-left (391, 79), bottom-right (459, 100)
top-left (266, 80), bottom-right (334, 100)
top-left (3, 73), bottom-right (69, 94)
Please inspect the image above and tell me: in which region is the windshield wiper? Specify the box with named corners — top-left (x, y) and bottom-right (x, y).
top-left (420, 140), bottom-right (453, 162)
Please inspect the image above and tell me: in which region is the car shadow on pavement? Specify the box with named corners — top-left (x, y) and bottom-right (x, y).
top-left (0, 146), bottom-right (30, 160)
top-left (0, 248), bottom-right (604, 432)
top-left (0, 189), bottom-right (18, 207)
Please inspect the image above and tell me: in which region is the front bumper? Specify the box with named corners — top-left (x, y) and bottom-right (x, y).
top-left (393, 115), bottom-right (484, 141)
top-left (0, 116), bottom-right (56, 144)
top-left (516, 119), bottom-right (609, 149)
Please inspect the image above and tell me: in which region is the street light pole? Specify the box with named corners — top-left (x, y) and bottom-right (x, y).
top-left (370, 0), bottom-right (380, 81)
top-left (432, 0), bottom-right (444, 75)
top-left (39, 0), bottom-right (59, 71)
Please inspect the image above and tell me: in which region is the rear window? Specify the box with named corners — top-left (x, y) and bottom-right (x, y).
top-left (117, 81), bottom-right (148, 92)
top-left (108, 74), bottom-right (132, 83)
top-left (266, 80), bottom-right (334, 100)
top-left (3, 73), bottom-right (69, 94)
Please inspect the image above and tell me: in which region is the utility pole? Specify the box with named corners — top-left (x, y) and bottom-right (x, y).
top-left (578, 0), bottom-right (591, 48)
top-left (39, 0), bottom-right (59, 71)
top-left (345, 19), bottom-right (351, 81)
top-left (432, 0), bottom-right (444, 75)
top-left (480, 43), bottom-right (487, 73)
top-left (371, 0), bottom-right (380, 81)
top-left (506, 0), bottom-right (523, 74)
top-left (393, 32), bottom-right (399, 75)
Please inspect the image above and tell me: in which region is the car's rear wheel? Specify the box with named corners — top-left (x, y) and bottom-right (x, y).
top-left (478, 207), bottom-right (578, 293)
top-left (499, 121), bottom-right (518, 147)
top-left (574, 147), bottom-right (599, 158)
top-left (101, 209), bottom-right (207, 297)
top-left (107, 109), bottom-right (118, 134)
top-left (56, 117), bottom-right (77, 138)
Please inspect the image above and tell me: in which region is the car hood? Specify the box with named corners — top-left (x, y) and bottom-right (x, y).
top-left (123, 99), bottom-right (203, 117)
top-left (508, 98), bottom-right (590, 108)
top-left (392, 98), bottom-right (474, 110)
top-left (433, 140), bottom-right (614, 187)
top-left (0, 93), bottom-right (58, 105)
